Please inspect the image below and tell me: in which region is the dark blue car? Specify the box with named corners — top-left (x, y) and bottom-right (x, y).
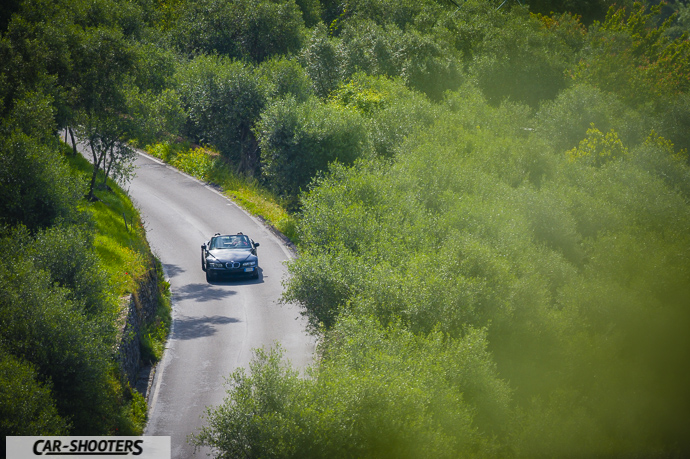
top-left (201, 233), bottom-right (260, 282)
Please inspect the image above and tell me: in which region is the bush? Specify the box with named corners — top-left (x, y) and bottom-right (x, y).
top-left (256, 96), bottom-right (370, 205)
top-left (535, 83), bottom-right (646, 153)
top-left (169, 0), bottom-right (305, 62)
top-left (0, 132), bottom-right (82, 230)
top-left (299, 24), bottom-right (343, 98)
top-left (193, 319), bottom-right (512, 458)
top-left (0, 349), bottom-right (69, 437)
top-left (258, 57), bottom-right (314, 103)
top-left (174, 55), bottom-right (268, 173)
top-left (170, 147), bottom-right (215, 180)
top-left (30, 225), bottom-right (112, 315)
top-left (0, 229), bottom-right (121, 434)
top-left (330, 73), bottom-right (439, 157)
top-left (470, 12), bottom-right (572, 107)
top-left (279, 89), bottom-right (690, 455)
top-left (337, 20), bottom-right (464, 101)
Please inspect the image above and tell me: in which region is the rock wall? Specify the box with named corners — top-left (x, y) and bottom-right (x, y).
top-left (116, 267), bottom-right (159, 389)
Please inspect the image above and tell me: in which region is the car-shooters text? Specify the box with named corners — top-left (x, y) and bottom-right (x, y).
top-left (33, 439), bottom-right (144, 455)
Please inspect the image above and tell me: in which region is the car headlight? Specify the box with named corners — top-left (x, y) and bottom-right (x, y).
top-left (242, 261), bottom-right (257, 267)
top-left (208, 262), bottom-right (224, 268)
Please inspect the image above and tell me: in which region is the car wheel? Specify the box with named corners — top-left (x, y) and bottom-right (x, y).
top-left (206, 271), bottom-right (214, 283)
top-left (252, 269), bottom-right (259, 280)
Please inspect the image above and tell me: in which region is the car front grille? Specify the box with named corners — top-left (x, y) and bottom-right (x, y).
top-left (225, 262), bottom-right (241, 269)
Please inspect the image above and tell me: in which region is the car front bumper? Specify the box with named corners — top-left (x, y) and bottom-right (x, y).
top-left (207, 266), bottom-right (258, 277)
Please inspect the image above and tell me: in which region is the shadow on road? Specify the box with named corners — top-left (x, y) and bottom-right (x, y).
top-left (174, 283), bottom-right (237, 302)
top-left (173, 314), bottom-right (240, 340)
top-left (163, 263), bottom-right (185, 279)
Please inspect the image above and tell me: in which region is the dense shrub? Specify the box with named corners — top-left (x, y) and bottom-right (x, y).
top-left (29, 225), bottom-right (112, 315)
top-left (572, 4), bottom-right (690, 110)
top-left (470, 11), bottom-right (573, 107)
top-left (258, 57), bottom-right (314, 102)
top-left (256, 96), bottom-right (370, 205)
top-left (299, 24), bottom-right (343, 98)
top-left (174, 55), bottom-right (268, 173)
top-left (655, 92), bottom-right (690, 154)
top-left (0, 348), bottom-right (69, 437)
top-left (0, 227), bottom-right (120, 434)
top-left (337, 20), bottom-right (464, 101)
top-left (330, 74), bottom-right (439, 157)
top-left (534, 83), bottom-right (646, 152)
top-left (169, 0), bottom-right (305, 62)
top-left (279, 93), bottom-right (690, 456)
top-left (193, 319), bottom-right (512, 458)
top-left (0, 132), bottom-right (82, 230)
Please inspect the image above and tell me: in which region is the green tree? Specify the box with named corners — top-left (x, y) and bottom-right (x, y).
top-left (258, 57), bottom-right (314, 103)
top-left (76, 110), bottom-right (137, 200)
top-left (330, 73), bottom-right (439, 157)
top-left (0, 228), bottom-right (120, 435)
top-left (470, 10), bottom-right (573, 107)
top-left (535, 83), bottom-right (646, 152)
top-left (256, 96), bottom-right (370, 205)
top-left (280, 87), bottom-right (690, 456)
top-left (0, 349), bottom-right (69, 438)
top-left (573, 3), bottom-right (690, 108)
top-left (174, 55), bottom-right (268, 174)
top-left (30, 225), bottom-right (112, 316)
top-left (169, 0), bottom-right (305, 62)
top-left (2, 0), bottom-right (147, 152)
top-left (193, 320), bottom-right (512, 458)
top-left (0, 131), bottom-right (82, 230)
top-left (336, 20), bottom-right (464, 101)
top-left (299, 24), bottom-right (343, 98)
top-left (324, 0), bottom-right (447, 33)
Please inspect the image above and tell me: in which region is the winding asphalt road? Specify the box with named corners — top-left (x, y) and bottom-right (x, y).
top-left (126, 152), bottom-right (315, 458)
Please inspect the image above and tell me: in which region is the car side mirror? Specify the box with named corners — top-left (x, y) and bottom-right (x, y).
top-left (254, 242), bottom-right (260, 247)
top-left (202, 243), bottom-right (207, 251)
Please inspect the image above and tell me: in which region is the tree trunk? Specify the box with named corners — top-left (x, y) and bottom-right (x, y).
top-left (68, 127), bottom-right (78, 156)
top-left (102, 146), bottom-right (115, 188)
top-left (87, 138), bottom-right (105, 201)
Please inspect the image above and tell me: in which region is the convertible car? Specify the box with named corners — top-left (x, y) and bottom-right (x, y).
top-left (201, 233), bottom-right (260, 282)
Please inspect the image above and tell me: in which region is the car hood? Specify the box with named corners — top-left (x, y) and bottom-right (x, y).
top-left (207, 249), bottom-right (255, 263)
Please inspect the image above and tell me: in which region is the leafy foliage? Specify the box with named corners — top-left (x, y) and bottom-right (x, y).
top-left (4, 0), bottom-right (690, 454)
top-left (256, 96), bottom-right (370, 205)
top-left (337, 20), bottom-right (464, 101)
top-left (566, 124), bottom-right (629, 166)
top-left (280, 89), bottom-right (690, 456)
top-left (299, 24), bottom-right (343, 98)
top-left (193, 320), bottom-right (512, 458)
top-left (535, 82), bottom-right (646, 152)
top-left (0, 131), bottom-right (82, 230)
top-left (470, 10), bottom-right (574, 107)
top-left (330, 73), bottom-right (439, 157)
top-left (0, 227), bottom-right (120, 434)
top-left (168, 0), bottom-right (306, 62)
top-left (258, 56), bottom-right (314, 103)
top-left (0, 348), bottom-right (69, 437)
top-left (175, 55), bottom-right (268, 174)
top-left (573, 3), bottom-right (690, 108)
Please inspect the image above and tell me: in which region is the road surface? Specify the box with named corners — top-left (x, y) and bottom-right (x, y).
top-left (127, 152), bottom-right (315, 458)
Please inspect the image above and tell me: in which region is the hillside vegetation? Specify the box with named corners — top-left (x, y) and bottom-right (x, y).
top-left (2, 0), bottom-right (690, 456)
top-left (0, 138), bottom-right (154, 441)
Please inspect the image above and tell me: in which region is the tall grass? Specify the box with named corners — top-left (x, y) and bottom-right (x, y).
top-left (65, 150), bottom-right (151, 297)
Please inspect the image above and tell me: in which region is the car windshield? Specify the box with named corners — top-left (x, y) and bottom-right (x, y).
top-left (210, 235), bottom-right (251, 250)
